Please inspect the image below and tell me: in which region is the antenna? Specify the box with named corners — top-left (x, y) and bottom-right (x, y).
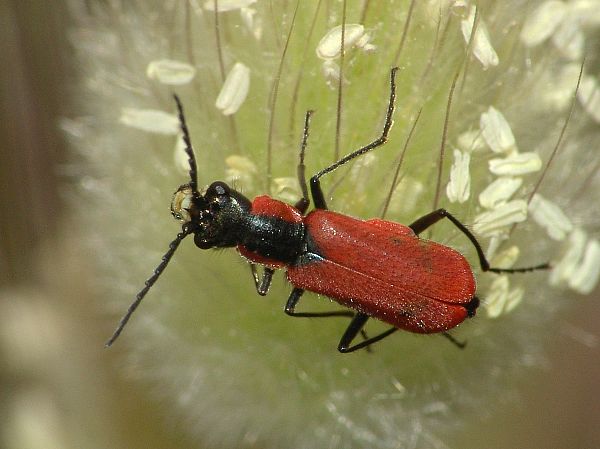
top-left (174, 94), bottom-right (198, 194)
top-left (105, 228), bottom-right (192, 347)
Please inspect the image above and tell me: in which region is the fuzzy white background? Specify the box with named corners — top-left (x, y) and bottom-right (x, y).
top-left (1, 1), bottom-right (600, 449)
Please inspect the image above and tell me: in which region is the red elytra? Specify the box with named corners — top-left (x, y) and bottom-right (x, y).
top-left (105, 68), bottom-right (548, 352)
top-left (287, 210), bottom-right (475, 334)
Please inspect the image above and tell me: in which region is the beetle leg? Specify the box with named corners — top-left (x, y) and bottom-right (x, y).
top-left (310, 67), bottom-right (399, 210)
top-left (294, 110), bottom-right (314, 214)
top-left (284, 289), bottom-right (372, 350)
top-left (442, 332), bottom-right (467, 349)
top-left (338, 313), bottom-right (398, 353)
top-left (249, 264), bottom-right (274, 296)
top-left (409, 208), bottom-right (550, 274)
top-left (284, 288), bottom-right (355, 318)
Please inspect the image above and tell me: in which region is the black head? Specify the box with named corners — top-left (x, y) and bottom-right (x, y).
top-left (171, 180), bottom-right (251, 249)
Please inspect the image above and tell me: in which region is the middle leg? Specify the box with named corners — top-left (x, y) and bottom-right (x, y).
top-left (310, 67), bottom-right (399, 210)
top-left (294, 110), bottom-right (314, 214)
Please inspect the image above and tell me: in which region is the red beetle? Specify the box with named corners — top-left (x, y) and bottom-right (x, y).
top-left (106, 68), bottom-right (548, 352)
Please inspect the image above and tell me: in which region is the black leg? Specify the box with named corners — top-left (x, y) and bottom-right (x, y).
top-left (284, 289), bottom-right (373, 351)
top-left (409, 208), bottom-right (550, 274)
top-left (284, 288), bottom-right (355, 318)
top-left (338, 313), bottom-right (398, 353)
top-left (442, 331), bottom-right (466, 349)
top-left (294, 110), bottom-right (314, 214)
top-left (310, 67), bottom-right (399, 210)
top-left (249, 264), bottom-right (274, 296)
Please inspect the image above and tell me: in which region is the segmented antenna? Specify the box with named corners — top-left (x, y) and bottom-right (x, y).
top-left (105, 228), bottom-right (192, 347)
top-left (174, 94), bottom-right (198, 194)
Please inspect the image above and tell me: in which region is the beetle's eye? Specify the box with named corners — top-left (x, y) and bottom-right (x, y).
top-left (207, 181), bottom-right (230, 198)
top-left (216, 185), bottom-right (226, 195)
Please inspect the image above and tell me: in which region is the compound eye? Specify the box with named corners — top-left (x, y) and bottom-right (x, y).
top-left (208, 181), bottom-right (230, 197)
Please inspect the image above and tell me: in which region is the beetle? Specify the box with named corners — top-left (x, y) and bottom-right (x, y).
top-left (106, 67), bottom-right (549, 352)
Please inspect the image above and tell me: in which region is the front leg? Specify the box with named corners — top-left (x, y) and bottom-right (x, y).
top-left (249, 264), bottom-right (274, 296)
